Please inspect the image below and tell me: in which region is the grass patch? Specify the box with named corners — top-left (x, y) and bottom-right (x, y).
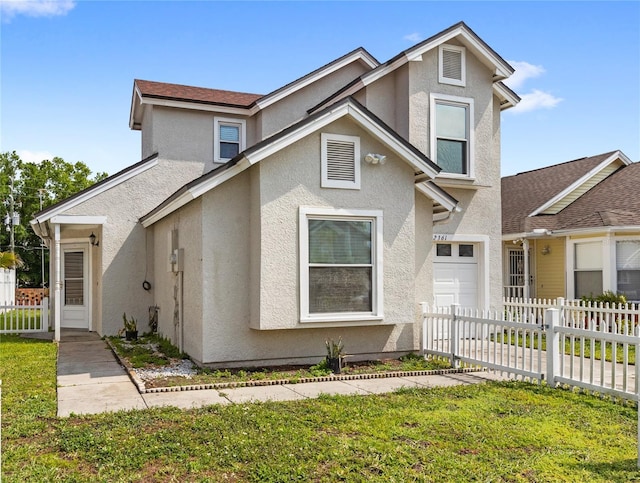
top-left (2, 335), bottom-right (640, 481)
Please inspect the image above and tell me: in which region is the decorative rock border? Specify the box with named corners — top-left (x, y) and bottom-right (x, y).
top-left (105, 338), bottom-right (483, 395)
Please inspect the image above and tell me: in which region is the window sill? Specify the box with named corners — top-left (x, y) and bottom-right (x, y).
top-left (299, 314), bottom-right (384, 326)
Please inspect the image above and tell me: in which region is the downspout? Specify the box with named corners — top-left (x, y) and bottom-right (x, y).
top-left (523, 238), bottom-right (530, 300)
top-left (54, 223), bottom-right (61, 342)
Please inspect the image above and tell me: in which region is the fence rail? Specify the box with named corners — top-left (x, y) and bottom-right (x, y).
top-left (422, 298), bottom-right (640, 402)
top-left (0, 298), bottom-right (49, 334)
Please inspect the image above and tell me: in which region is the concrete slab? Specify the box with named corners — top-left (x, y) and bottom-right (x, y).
top-left (144, 390), bottom-right (231, 409)
top-left (287, 380), bottom-right (370, 398)
top-left (402, 372), bottom-right (506, 388)
top-left (57, 363), bottom-right (131, 387)
top-left (57, 382), bottom-right (147, 417)
top-left (221, 384), bottom-right (306, 404)
top-left (341, 377), bottom-right (420, 394)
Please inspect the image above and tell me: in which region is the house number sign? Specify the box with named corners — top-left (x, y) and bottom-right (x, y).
top-left (432, 234), bottom-right (450, 241)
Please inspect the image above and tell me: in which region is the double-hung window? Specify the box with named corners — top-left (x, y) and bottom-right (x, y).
top-left (214, 117), bottom-right (246, 162)
top-left (430, 94), bottom-right (474, 177)
top-left (300, 207), bottom-right (383, 322)
top-left (616, 240), bottom-right (640, 301)
top-left (574, 241), bottom-right (603, 298)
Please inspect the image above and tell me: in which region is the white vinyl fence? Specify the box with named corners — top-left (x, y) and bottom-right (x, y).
top-left (0, 297), bottom-right (49, 334)
top-left (0, 268), bottom-right (16, 305)
top-left (422, 298), bottom-right (640, 401)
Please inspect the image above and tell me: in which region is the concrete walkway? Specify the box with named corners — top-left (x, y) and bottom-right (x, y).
top-left (55, 330), bottom-right (504, 417)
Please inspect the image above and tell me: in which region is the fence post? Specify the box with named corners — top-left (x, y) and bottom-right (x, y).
top-left (420, 303), bottom-right (428, 356)
top-left (42, 297), bottom-right (50, 332)
top-left (450, 304), bottom-right (459, 369)
top-left (545, 308), bottom-right (560, 386)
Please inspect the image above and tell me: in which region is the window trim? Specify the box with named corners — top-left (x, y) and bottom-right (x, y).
top-left (439, 44), bottom-right (466, 87)
top-left (430, 93), bottom-right (474, 179)
top-left (214, 117), bottom-right (246, 162)
top-left (321, 133), bottom-right (361, 190)
top-left (299, 207), bottom-right (383, 323)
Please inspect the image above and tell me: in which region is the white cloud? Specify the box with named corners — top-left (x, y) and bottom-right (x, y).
top-left (0, 0), bottom-right (76, 20)
top-left (510, 89), bottom-right (563, 113)
top-left (17, 150), bottom-right (54, 164)
top-left (504, 61), bottom-right (545, 90)
top-left (403, 32), bottom-right (423, 43)
top-left (504, 60), bottom-right (563, 114)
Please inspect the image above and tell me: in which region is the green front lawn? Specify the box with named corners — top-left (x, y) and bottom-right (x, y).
top-left (1, 334), bottom-right (639, 482)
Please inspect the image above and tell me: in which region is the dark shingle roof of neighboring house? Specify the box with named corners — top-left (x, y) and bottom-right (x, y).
top-left (553, 162), bottom-right (640, 230)
top-left (135, 79), bottom-right (263, 107)
top-left (502, 151), bottom-right (637, 235)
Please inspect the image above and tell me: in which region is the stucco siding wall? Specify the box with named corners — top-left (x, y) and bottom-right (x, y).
top-left (197, 117), bottom-right (422, 365)
top-left (60, 159), bottom-right (208, 335)
top-left (151, 199), bottom-right (204, 362)
top-left (149, 106), bottom-right (256, 169)
top-left (534, 238), bottom-right (566, 299)
top-left (405, 43), bottom-right (502, 310)
top-left (260, 62), bottom-right (370, 138)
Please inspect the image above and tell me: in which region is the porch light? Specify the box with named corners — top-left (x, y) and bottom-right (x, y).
top-left (541, 245), bottom-right (551, 256)
top-left (89, 232), bottom-right (99, 247)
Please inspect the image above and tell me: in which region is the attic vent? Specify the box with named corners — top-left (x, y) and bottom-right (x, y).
top-left (327, 140), bottom-right (355, 181)
top-left (321, 133), bottom-right (361, 190)
top-left (439, 44), bottom-right (466, 87)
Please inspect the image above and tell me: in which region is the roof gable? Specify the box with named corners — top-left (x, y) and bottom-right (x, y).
top-left (141, 97), bottom-right (444, 227)
top-left (502, 150), bottom-right (635, 235)
top-left (309, 21), bottom-right (519, 115)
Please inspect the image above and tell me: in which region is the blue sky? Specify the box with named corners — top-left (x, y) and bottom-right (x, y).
top-left (1, 1), bottom-right (638, 177)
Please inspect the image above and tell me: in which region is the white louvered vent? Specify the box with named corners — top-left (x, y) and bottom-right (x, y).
top-left (326, 140), bottom-right (355, 182)
top-left (439, 45), bottom-right (466, 86)
top-left (321, 133), bottom-right (361, 189)
top-left (442, 49), bottom-right (462, 81)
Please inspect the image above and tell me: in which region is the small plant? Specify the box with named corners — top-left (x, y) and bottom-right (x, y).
top-left (325, 337), bottom-right (344, 359)
top-left (325, 337), bottom-right (345, 374)
top-left (119, 312), bottom-right (138, 340)
top-left (581, 291), bottom-right (627, 306)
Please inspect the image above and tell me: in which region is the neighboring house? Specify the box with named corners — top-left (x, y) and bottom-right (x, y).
top-left (502, 150), bottom-right (640, 302)
top-left (31, 22), bottom-right (520, 366)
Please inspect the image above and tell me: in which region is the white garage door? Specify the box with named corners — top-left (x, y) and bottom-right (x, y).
top-left (433, 242), bottom-right (478, 309)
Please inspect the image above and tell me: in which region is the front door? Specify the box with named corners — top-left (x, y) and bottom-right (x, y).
top-left (62, 246), bottom-right (89, 329)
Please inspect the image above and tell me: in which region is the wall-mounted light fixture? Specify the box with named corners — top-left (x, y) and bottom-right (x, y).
top-left (364, 153), bottom-right (386, 165)
top-left (89, 232), bottom-right (99, 247)
top-left (541, 245), bottom-right (551, 256)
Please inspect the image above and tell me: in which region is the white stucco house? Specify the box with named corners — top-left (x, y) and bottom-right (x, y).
top-left (31, 22), bottom-right (519, 366)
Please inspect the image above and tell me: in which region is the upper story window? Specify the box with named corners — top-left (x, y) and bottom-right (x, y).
top-left (439, 44), bottom-right (466, 87)
top-left (214, 117), bottom-right (246, 162)
top-left (321, 133), bottom-right (360, 190)
top-left (430, 94), bottom-right (474, 177)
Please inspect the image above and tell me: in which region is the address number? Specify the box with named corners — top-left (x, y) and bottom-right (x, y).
top-left (432, 234), bottom-right (450, 241)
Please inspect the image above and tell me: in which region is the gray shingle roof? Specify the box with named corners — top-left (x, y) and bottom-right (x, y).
top-left (502, 151), bottom-right (637, 235)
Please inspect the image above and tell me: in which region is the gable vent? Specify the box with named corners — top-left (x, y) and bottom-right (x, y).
top-left (321, 133), bottom-right (361, 190)
top-left (439, 45), bottom-right (466, 87)
top-left (442, 49), bottom-right (462, 81)
top-left (326, 139), bottom-right (355, 182)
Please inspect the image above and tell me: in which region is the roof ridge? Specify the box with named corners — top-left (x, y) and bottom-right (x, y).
top-left (504, 150), bottom-right (621, 178)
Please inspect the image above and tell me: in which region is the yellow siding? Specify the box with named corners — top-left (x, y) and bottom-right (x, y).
top-left (542, 162), bottom-right (622, 214)
top-left (535, 238), bottom-right (566, 299)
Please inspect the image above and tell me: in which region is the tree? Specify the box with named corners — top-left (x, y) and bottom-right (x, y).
top-left (0, 251), bottom-right (23, 269)
top-left (0, 151), bottom-right (108, 287)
